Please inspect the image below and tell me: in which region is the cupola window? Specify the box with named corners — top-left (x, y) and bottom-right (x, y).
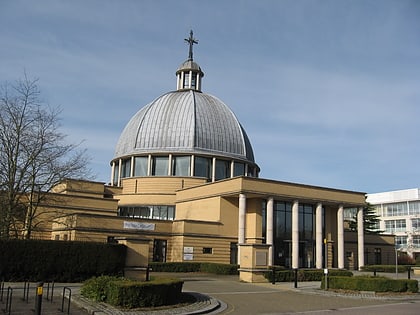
top-left (183, 73), bottom-right (190, 89)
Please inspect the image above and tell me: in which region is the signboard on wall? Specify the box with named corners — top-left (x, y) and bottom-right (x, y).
top-left (123, 221), bottom-right (155, 231)
top-left (183, 246), bottom-right (194, 260)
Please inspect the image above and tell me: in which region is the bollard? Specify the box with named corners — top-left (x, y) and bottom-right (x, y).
top-left (324, 268), bottom-right (328, 290)
top-left (0, 279), bottom-right (4, 302)
top-left (34, 282), bottom-right (43, 315)
top-left (5, 287), bottom-right (13, 315)
top-left (293, 268), bottom-right (298, 288)
top-left (46, 281), bottom-right (54, 302)
top-left (23, 281), bottom-right (30, 303)
top-left (271, 266), bottom-right (276, 285)
top-left (146, 266), bottom-right (150, 281)
top-left (373, 269), bottom-right (376, 277)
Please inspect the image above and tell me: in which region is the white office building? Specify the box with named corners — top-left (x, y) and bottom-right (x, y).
top-left (367, 188), bottom-right (420, 260)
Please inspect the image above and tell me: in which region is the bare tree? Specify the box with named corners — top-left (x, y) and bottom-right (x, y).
top-left (0, 74), bottom-right (92, 239)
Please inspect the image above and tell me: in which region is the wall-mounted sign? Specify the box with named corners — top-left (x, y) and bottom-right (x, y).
top-left (183, 246), bottom-right (194, 254)
top-left (123, 221), bottom-right (155, 231)
top-left (183, 253), bottom-right (193, 261)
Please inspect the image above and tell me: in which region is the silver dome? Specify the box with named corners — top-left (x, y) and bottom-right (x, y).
top-left (114, 90), bottom-right (255, 163)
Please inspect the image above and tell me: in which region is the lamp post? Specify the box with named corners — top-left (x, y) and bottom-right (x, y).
top-left (395, 242), bottom-right (398, 279)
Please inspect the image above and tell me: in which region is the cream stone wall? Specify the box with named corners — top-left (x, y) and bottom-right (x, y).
top-left (176, 196), bottom-right (222, 221)
top-left (51, 179), bottom-right (107, 198)
top-left (120, 177), bottom-right (206, 195)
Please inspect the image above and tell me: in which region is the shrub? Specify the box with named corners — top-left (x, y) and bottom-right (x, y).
top-left (264, 268), bottom-right (353, 282)
top-left (149, 262), bottom-right (239, 275)
top-left (0, 239), bottom-right (126, 282)
top-left (149, 262), bottom-right (201, 272)
top-left (80, 276), bottom-right (124, 302)
top-left (322, 276), bottom-right (418, 293)
top-left (200, 263), bottom-right (239, 275)
top-left (361, 265), bottom-right (407, 273)
top-left (81, 276), bottom-right (184, 308)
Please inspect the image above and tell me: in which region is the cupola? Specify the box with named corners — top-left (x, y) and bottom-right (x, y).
top-left (176, 30), bottom-right (204, 91)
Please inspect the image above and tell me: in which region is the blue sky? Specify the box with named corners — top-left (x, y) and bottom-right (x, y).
top-left (1, 0), bottom-right (419, 193)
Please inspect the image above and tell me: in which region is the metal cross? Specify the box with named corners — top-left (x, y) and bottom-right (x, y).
top-left (184, 30), bottom-right (198, 61)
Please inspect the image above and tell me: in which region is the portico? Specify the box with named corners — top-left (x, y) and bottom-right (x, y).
top-left (234, 177), bottom-right (366, 274)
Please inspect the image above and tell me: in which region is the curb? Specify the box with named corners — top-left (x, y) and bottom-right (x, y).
top-left (71, 292), bottom-right (224, 315)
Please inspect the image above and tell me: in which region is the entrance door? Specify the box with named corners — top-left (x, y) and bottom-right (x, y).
top-left (153, 239), bottom-right (167, 262)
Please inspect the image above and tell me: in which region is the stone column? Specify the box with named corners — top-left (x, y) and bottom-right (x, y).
top-left (130, 156), bottom-right (135, 177)
top-left (357, 207), bottom-right (365, 270)
top-left (337, 205), bottom-right (344, 269)
top-left (111, 161), bottom-right (115, 186)
top-left (117, 158), bottom-right (122, 186)
top-left (292, 200), bottom-right (299, 269)
top-left (315, 203), bottom-right (323, 269)
top-left (238, 193), bottom-right (246, 265)
top-left (190, 155), bottom-right (195, 177)
top-left (212, 157), bottom-right (216, 182)
top-left (266, 197), bottom-right (274, 266)
top-left (230, 160), bottom-right (235, 178)
top-left (147, 154), bottom-right (152, 176)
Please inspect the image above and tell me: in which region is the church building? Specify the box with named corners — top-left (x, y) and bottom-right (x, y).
top-left (50, 32), bottom-right (376, 279)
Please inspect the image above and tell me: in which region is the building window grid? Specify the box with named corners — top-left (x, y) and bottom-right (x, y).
top-left (114, 154), bottom-right (257, 183)
top-left (118, 205), bottom-right (175, 221)
top-left (409, 201), bottom-right (420, 215)
top-left (384, 219), bottom-right (406, 233)
top-left (412, 218), bottom-right (420, 230)
top-left (385, 202), bottom-right (408, 217)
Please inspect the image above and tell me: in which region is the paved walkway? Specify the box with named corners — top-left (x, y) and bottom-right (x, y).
top-left (1, 271), bottom-right (419, 314)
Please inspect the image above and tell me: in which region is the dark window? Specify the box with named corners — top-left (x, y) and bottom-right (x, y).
top-left (233, 162), bottom-right (245, 177)
top-left (194, 156), bottom-right (212, 180)
top-left (215, 159), bottom-right (230, 180)
top-left (121, 158), bottom-right (131, 178)
top-left (203, 247), bottom-right (213, 254)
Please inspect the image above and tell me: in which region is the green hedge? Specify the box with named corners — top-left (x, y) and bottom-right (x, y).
top-left (81, 275), bottom-right (184, 308)
top-left (361, 265), bottom-right (409, 273)
top-left (322, 276), bottom-right (418, 293)
top-left (149, 262), bottom-right (239, 275)
top-left (0, 239), bottom-right (126, 282)
top-left (264, 268), bottom-right (353, 282)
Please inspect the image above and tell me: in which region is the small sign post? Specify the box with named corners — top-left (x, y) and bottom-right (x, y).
top-left (35, 282), bottom-right (43, 315)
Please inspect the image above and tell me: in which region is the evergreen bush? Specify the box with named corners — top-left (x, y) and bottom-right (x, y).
top-left (81, 275), bottom-right (184, 308)
top-left (264, 268), bottom-right (353, 282)
top-left (361, 265), bottom-right (407, 273)
top-left (322, 275), bottom-right (418, 293)
top-left (149, 262), bottom-right (239, 274)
